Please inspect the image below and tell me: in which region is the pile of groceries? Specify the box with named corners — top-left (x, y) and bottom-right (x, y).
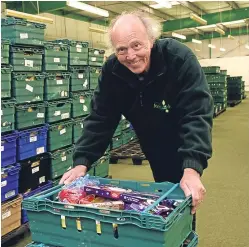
top-left (58, 175), bottom-right (183, 218)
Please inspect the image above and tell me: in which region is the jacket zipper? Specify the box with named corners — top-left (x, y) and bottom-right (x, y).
top-left (139, 91), bottom-right (143, 107)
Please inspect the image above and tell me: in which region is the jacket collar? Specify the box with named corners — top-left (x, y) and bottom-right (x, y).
top-left (112, 40), bottom-right (167, 88)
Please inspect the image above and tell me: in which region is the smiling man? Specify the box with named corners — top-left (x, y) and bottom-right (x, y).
top-left (60, 11), bottom-right (213, 221)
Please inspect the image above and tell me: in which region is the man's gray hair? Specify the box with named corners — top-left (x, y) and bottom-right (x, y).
top-left (108, 11), bottom-right (162, 48)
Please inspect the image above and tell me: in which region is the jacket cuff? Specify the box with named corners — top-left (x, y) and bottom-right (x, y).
top-left (73, 157), bottom-right (92, 171)
top-left (182, 159), bottom-right (204, 176)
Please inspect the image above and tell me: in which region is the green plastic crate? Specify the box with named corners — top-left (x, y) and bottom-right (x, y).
top-left (1, 17), bottom-right (45, 46)
top-left (122, 128), bottom-right (134, 145)
top-left (89, 66), bottom-right (101, 90)
top-left (12, 72), bottom-right (45, 104)
top-left (55, 39), bottom-right (89, 66)
top-left (10, 46), bottom-right (43, 72)
top-left (212, 96), bottom-right (227, 104)
top-left (114, 122), bottom-right (123, 137)
top-left (1, 66), bottom-right (12, 99)
top-left (1, 99), bottom-right (15, 133)
top-left (1, 39), bottom-right (10, 64)
top-left (45, 72), bottom-right (70, 101)
top-left (69, 66), bottom-right (89, 92)
top-left (25, 231), bottom-right (198, 247)
top-left (227, 76), bottom-right (242, 83)
top-left (93, 155), bottom-right (109, 178)
top-left (205, 74), bottom-right (227, 83)
top-left (112, 134), bottom-right (123, 150)
top-left (211, 90), bottom-right (227, 97)
top-left (70, 91), bottom-right (92, 118)
top-left (202, 66), bottom-right (220, 74)
top-left (47, 120), bottom-right (73, 152)
top-left (15, 102), bottom-right (45, 130)
top-left (220, 70), bottom-right (227, 75)
top-left (44, 42), bottom-right (69, 71)
top-left (73, 117), bottom-right (85, 143)
top-left (208, 82), bottom-right (227, 89)
top-left (45, 99), bottom-right (72, 123)
top-left (88, 48), bottom-right (105, 66)
top-left (49, 145), bottom-right (74, 179)
top-left (122, 118), bottom-right (131, 130)
top-left (23, 178), bottom-right (192, 247)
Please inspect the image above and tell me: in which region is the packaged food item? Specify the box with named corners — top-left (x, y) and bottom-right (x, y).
top-left (58, 188), bottom-right (86, 204)
top-left (83, 201), bottom-right (125, 210)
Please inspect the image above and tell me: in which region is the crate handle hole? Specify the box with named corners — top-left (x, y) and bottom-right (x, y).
top-left (96, 220), bottom-right (102, 235)
top-left (113, 224), bottom-right (119, 239)
top-left (76, 218), bottom-right (82, 232)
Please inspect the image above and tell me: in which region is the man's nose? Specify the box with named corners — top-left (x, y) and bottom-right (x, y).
top-left (126, 48), bottom-right (136, 60)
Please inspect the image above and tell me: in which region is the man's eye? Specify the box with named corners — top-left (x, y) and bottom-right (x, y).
top-left (134, 43), bottom-right (141, 49)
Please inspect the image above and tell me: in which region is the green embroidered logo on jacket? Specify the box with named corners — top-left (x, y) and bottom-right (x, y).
top-left (154, 100), bottom-right (171, 113)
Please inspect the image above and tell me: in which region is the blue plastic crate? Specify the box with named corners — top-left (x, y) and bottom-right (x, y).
top-left (17, 125), bottom-right (47, 161)
top-left (21, 181), bottom-right (53, 224)
top-left (1, 132), bottom-right (18, 167)
top-left (1, 164), bottom-right (21, 202)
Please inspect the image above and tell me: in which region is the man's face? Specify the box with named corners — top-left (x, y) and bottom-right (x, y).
top-left (111, 16), bottom-right (153, 74)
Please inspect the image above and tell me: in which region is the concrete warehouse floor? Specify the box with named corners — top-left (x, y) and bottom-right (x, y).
top-left (7, 96), bottom-right (249, 247)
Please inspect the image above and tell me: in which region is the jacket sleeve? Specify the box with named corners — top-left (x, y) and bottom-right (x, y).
top-left (175, 55), bottom-right (214, 175)
top-left (73, 64), bottom-right (121, 170)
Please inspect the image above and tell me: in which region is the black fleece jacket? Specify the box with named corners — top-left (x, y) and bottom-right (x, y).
top-left (73, 38), bottom-right (213, 182)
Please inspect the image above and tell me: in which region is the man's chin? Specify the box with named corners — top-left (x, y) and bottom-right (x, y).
top-left (129, 67), bottom-right (145, 74)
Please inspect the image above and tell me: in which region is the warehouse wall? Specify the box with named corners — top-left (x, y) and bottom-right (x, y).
top-left (185, 35), bottom-right (249, 59)
top-left (39, 13), bottom-right (113, 56)
top-left (199, 56), bottom-right (249, 91)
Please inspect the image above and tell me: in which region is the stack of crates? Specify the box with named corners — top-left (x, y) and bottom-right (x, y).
top-left (202, 66), bottom-right (227, 116)
top-left (47, 39), bottom-right (95, 183)
top-left (43, 40), bottom-right (74, 186)
top-left (1, 17), bottom-right (50, 229)
top-left (111, 115), bottom-right (137, 150)
top-left (227, 76), bottom-right (244, 102)
top-left (1, 32), bottom-right (22, 239)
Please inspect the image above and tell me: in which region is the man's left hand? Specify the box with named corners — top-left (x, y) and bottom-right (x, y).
top-left (180, 168), bottom-right (206, 214)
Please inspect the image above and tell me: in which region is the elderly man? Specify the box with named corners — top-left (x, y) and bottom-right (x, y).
top-left (60, 11), bottom-right (213, 218)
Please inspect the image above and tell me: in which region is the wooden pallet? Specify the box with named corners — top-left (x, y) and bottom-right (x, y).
top-left (1, 222), bottom-right (30, 246)
top-left (228, 100), bottom-right (242, 107)
top-left (214, 108), bottom-right (226, 118)
top-left (110, 140), bottom-right (146, 165)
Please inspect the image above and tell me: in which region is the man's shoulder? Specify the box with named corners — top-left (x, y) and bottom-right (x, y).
top-left (157, 38), bottom-right (194, 61)
top-left (104, 53), bottom-right (118, 71)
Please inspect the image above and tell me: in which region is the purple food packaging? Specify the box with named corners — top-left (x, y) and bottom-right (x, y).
top-left (84, 185), bottom-right (130, 200)
top-left (119, 193), bottom-right (156, 204)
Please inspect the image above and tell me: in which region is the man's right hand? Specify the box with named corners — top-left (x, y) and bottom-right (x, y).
top-left (59, 165), bottom-right (87, 185)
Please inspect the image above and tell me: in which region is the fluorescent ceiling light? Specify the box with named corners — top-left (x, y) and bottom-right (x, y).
top-left (228, 34), bottom-right (235, 40)
top-left (196, 24), bottom-right (216, 30)
top-left (222, 20), bottom-right (245, 26)
top-left (190, 13), bottom-right (207, 25)
top-left (215, 27), bottom-right (225, 35)
top-left (192, 39), bottom-right (202, 44)
top-left (89, 27), bottom-right (107, 34)
top-left (208, 44), bottom-right (216, 49)
top-left (5, 9), bottom-right (53, 24)
top-left (150, 1), bottom-right (172, 9)
top-left (172, 32), bottom-right (186, 40)
top-left (67, 0), bottom-right (109, 17)
top-left (220, 48), bottom-right (226, 52)
top-left (245, 44), bottom-right (249, 49)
